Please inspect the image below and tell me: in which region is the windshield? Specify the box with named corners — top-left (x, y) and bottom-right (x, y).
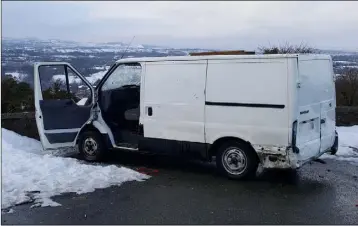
top-left (101, 63), bottom-right (142, 91)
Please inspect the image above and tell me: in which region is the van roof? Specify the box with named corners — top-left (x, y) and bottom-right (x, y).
top-left (116, 54), bottom-right (331, 64)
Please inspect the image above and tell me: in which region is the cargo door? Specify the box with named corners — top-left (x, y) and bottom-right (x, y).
top-left (295, 57), bottom-right (336, 160)
top-left (295, 58), bottom-right (321, 161)
top-left (318, 59), bottom-right (336, 153)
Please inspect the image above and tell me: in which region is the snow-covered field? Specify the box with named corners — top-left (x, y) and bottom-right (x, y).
top-left (51, 68), bottom-right (108, 85)
top-left (4, 72), bottom-right (28, 81)
top-left (1, 129), bottom-right (150, 211)
top-left (1, 126), bottom-right (357, 212)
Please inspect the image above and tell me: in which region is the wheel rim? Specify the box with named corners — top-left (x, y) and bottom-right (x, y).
top-left (83, 137), bottom-right (98, 156)
top-left (222, 147), bottom-right (247, 175)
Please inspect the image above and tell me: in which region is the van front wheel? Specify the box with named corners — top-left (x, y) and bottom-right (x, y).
top-left (78, 130), bottom-right (106, 162)
top-left (216, 141), bottom-right (258, 179)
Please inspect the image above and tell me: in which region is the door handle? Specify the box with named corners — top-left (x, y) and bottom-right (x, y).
top-left (320, 119), bottom-right (326, 124)
top-left (147, 107), bottom-right (153, 116)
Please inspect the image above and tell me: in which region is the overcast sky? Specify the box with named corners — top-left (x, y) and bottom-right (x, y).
top-left (2, 1), bottom-right (358, 51)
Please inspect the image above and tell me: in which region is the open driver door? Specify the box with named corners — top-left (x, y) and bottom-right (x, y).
top-left (34, 62), bottom-right (95, 150)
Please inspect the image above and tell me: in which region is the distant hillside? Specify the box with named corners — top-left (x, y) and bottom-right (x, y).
top-left (2, 37), bottom-right (358, 88)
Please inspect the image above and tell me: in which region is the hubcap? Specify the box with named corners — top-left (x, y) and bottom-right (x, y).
top-left (83, 138), bottom-right (98, 156)
top-left (222, 147), bottom-right (247, 175)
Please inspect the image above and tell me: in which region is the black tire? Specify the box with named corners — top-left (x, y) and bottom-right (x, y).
top-left (216, 140), bottom-right (259, 180)
top-left (78, 130), bottom-right (106, 162)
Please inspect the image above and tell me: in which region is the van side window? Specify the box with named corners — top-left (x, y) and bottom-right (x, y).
top-left (101, 63), bottom-right (142, 91)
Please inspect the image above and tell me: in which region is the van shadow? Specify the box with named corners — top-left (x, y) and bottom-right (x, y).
top-left (77, 150), bottom-right (306, 186)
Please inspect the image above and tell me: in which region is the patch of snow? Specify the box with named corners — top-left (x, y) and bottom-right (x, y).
top-left (85, 70), bottom-right (108, 85)
top-left (321, 126), bottom-right (358, 164)
top-left (157, 50), bottom-right (169, 54)
top-left (53, 55), bottom-right (76, 59)
top-left (76, 97), bottom-right (88, 106)
top-left (1, 128), bottom-right (150, 210)
top-left (334, 61), bottom-right (354, 64)
top-left (52, 74), bottom-right (82, 84)
top-left (2, 208), bottom-right (14, 214)
top-left (4, 72), bottom-right (28, 81)
top-left (93, 66), bottom-right (106, 70)
top-left (343, 65), bottom-right (358, 69)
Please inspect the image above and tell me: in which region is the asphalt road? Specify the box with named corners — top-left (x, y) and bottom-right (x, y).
top-left (2, 151), bottom-right (358, 224)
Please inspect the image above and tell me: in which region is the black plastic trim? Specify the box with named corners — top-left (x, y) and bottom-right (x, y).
top-left (45, 132), bottom-right (77, 144)
top-left (205, 101), bottom-right (285, 109)
top-left (300, 110), bottom-right (309, 115)
top-left (138, 137), bottom-right (208, 160)
top-left (292, 120), bottom-right (299, 154)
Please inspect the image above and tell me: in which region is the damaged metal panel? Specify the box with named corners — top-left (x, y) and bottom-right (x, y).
top-left (253, 145), bottom-right (299, 169)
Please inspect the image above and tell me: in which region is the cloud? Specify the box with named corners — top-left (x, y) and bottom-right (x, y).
top-left (2, 1), bottom-right (358, 50)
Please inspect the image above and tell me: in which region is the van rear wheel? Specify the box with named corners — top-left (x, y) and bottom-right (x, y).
top-left (78, 130), bottom-right (106, 162)
top-left (216, 140), bottom-right (258, 179)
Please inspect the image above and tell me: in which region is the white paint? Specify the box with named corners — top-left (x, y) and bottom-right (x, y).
top-left (294, 56), bottom-right (336, 161)
top-left (138, 54), bottom-right (336, 167)
top-left (205, 58), bottom-right (289, 146)
top-left (142, 60), bottom-right (207, 143)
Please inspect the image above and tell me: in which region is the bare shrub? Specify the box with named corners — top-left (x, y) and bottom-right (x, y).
top-left (335, 68), bottom-right (358, 106)
top-left (258, 42), bottom-right (318, 54)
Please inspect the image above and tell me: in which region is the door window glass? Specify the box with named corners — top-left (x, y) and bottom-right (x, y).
top-left (66, 67), bottom-right (92, 106)
top-left (101, 63), bottom-right (142, 91)
top-left (38, 65), bottom-right (92, 106)
top-left (39, 65), bottom-right (71, 100)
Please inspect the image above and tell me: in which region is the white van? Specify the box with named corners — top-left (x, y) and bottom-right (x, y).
top-left (34, 54), bottom-right (338, 179)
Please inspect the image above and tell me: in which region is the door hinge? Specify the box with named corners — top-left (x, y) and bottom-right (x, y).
top-left (296, 82), bottom-right (301, 88)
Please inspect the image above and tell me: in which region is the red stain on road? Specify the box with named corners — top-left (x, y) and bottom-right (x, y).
top-left (136, 167), bottom-right (159, 176)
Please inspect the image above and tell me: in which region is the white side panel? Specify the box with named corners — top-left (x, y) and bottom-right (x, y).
top-left (205, 58), bottom-right (289, 146)
top-left (142, 60), bottom-right (207, 143)
top-left (206, 59), bottom-right (288, 105)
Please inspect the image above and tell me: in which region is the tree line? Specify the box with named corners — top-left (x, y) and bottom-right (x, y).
top-left (1, 75), bottom-right (77, 113)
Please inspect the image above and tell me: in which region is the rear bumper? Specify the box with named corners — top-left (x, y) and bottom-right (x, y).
top-left (259, 130), bottom-right (339, 169)
top-left (260, 148), bottom-right (330, 169)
